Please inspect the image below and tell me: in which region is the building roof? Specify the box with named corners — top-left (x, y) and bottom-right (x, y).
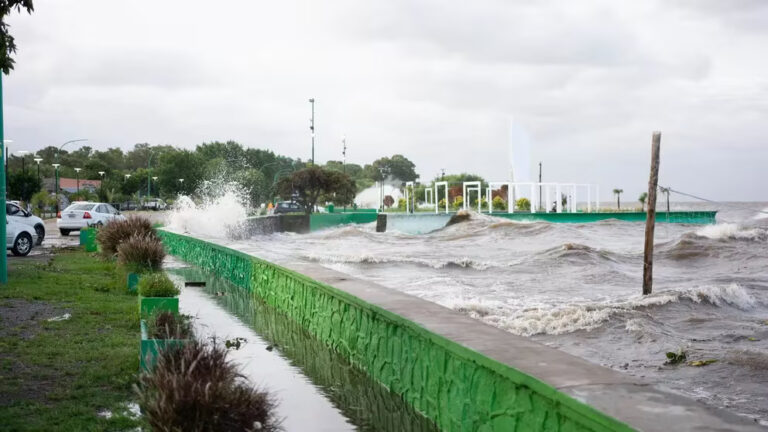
top-left (57, 178), bottom-right (101, 189)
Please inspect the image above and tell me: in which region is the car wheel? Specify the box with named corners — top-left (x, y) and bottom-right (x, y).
top-left (12, 233), bottom-right (33, 256)
top-left (34, 224), bottom-right (45, 245)
top-left (60, 229), bottom-right (71, 236)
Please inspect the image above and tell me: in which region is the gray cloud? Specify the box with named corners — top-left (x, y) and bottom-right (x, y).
top-left (3, 0), bottom-right (767, 201)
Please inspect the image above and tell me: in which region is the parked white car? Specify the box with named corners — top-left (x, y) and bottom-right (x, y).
top-left (57, 202), bottom-right (126, 236)
top-left (6, 202), bottom-right (46, 245)
top-left (6, 219), bottom-right (36, 256)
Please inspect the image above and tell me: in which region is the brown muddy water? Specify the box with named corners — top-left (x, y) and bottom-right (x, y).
top-left (189, 202), bottom-right (768, 425)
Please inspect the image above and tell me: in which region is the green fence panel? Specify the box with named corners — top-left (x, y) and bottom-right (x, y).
top-left (158, 230), bottom-right (632, 432)
top-left (310, 213), bottom-right (379, 231)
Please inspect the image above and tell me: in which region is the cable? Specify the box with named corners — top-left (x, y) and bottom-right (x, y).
top-left (659, 185), bottom-right (768, 215)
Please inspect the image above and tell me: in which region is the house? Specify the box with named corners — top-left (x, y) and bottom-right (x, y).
top-left (43, 177), bottom-right (102, 194)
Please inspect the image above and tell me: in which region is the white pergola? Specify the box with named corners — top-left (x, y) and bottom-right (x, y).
top-left (424, 188), bottom-right (434, 206)
top-left (462, 181), bottom-right (482, 212)
top-left (405, 181), bottom-right (415, 213)
top-left (434, 181), bottom-right (449, 213)
top-left (478, 181), bottom-right (599, 213)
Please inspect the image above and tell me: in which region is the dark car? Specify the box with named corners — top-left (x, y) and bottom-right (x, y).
top-left (272, 201), bottom-right (305, 214)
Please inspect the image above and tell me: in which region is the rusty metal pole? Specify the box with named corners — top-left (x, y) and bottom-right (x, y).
top-left (643, 132), bottom-right (661, 295)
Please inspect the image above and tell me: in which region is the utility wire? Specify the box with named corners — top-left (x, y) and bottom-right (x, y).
top-left (659, 185), bottom-right (768, 215)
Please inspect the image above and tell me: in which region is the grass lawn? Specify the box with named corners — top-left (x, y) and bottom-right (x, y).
top-left (0, 248), bottom-right (143, 431)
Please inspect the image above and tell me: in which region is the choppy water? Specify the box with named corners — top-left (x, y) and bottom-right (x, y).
top-left (172, 202), bottom-right (768, 424)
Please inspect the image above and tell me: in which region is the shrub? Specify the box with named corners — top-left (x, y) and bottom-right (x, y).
top-left (516, 197), bottom-right (531, 211)
top-left (117, 234), bottom-right (165, 272)
top-left (147, 311), bottom-right (192, 340)
top-left (452, 195), bottom-right (463, 210)
top-left (31, 191), bottom-right (57, 216)
top-left (397, 197), bottom-right (407, 211)
top-left (98, 216), bottom-right (157, 257)
top-left (472, 197), bottom-right (488, 209)
top-left (383, 195), bottom-right (394, 208)
top-left (438, 198), bottom-right (447, 209)
top-left (138, 273), bottom-right (179, 298)
top-left (136, 340), bottom-right (280, 432)
top-left (492, 196), bottom-right (507, 211)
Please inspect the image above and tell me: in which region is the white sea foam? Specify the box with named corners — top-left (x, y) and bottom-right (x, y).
top-left (443, 283), bottom-right (757, 337)
top-left (301, 253), bottom-right (501, 270)
top-left (165, 182), bottom-right (248, 238)
top-left (696, 223), bottom-right (765, 241)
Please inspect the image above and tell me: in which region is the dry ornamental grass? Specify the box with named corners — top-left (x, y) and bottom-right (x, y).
top-left (97, 216), bottom-right (158, 257)
top-left (117, 234), bottom-right (165, 272)
top-left (136, 340), bottom-right (280, 432)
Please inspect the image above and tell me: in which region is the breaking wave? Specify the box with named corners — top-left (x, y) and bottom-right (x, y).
top-left (443, 284), bottom-right (757, 337)
top-left (301, 253), bottom-right (504, 270)
top-left (695, 223), bottom-right (767, 241)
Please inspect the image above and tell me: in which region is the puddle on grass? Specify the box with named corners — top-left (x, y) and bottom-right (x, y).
top-left (169, 266), bottom-right (437, 432)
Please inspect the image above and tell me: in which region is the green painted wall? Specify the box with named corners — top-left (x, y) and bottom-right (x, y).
top-left (159, 230), bottom-right (633, 432)
top-left (310, 213), bottom-right (379, 231)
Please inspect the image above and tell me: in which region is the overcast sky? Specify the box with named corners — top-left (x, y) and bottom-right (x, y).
top-left (5, 0), bottom-right (768, 201)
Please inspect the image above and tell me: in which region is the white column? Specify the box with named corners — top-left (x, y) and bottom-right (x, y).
top-left (572, 184), bottom-right (577, 213)
top-left (487, 187), bottom-right (492, 214)
top-left (545, 185), bottom-right (550, 213)
top-left (596, 185), bottom-right (600, 212)
top-left (434, 185), bottom-right (438, 214)
top-left (509, 183), bottom-right (514, 213)
top-left (531, 183), bottom-right (536, 213)
top-left (462, 183), bottom-right (467, 210)
top-left (556, 184), bottom-right (563, 213)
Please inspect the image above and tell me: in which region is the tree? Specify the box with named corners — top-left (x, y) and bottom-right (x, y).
top-left (156, 150), bottom-right (206, 196)
top-left (613, 188), bottom-right (624, 210)
top-left (638, 192), bottom-right (648, 211)
top-left (276, 166), bottom-right (355, 214)
top-left (364, 155), bottom-right (418, 182)
top-left (0, 0), bottom-right (34, 74)
top-left (8, 171), bottom-right (39, 202)
top-left (383, 195), bottom-right (394, 208)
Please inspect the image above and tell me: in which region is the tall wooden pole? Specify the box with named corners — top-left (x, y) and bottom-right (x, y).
top-left (642, 132), bottom-right (661, 295)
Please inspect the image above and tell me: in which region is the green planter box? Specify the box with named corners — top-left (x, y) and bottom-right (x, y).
top-left (80, 227), bottom-right (98, 252)
top-left (139, 296), bottom-right (179, 318)
top-left (139, 320), bottom-right (189, 371)
top-left (127, 272), bottom-right (140, 293)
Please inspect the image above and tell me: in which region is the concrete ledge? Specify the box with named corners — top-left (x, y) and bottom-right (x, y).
top-left (159, 230), bottom-right (761, 431)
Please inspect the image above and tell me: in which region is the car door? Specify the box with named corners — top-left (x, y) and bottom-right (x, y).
top-left (5, 220), bottom-right (13, 248)
top-left (6, 203), bottom-right (21, 224)
top-left (95, 205), bottom-right (109, 223)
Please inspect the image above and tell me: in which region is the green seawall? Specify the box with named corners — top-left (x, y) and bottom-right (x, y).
top-left (159, 230), bottom-right (631, 432)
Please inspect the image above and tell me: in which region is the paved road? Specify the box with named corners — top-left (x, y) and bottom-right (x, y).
top-left (7, 211), bottom-right (169, 263)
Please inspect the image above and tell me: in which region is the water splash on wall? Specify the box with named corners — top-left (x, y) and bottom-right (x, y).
top-left (165, 180), bottom-right (248, 238)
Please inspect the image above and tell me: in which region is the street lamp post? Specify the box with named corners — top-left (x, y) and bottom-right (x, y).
top-left (55, 139), bottom-right (87, 212)
top-left (147, 149), bottom-right (156, 199)
top-left (34, 157), bottom-right (42, 187)
top-left (52, 163), bottom-right (61, 212)
top-left (309, 98), bottom-right (315, 165)
top-left (16, 150), bottom-right (29, 174)
top-left (74, 168), bottom-right (81, 193)
top-left (98, 171), bottom-right (105, 198)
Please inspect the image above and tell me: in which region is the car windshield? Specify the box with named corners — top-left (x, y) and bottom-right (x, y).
top-left (67, 204), bottom-right (95, 211)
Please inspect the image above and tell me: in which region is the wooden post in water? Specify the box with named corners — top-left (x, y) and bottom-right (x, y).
top-left (643, 132), bottom-right (661, 295)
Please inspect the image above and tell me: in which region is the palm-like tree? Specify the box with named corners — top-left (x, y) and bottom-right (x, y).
top-left (638, 192), bottom-right (648, 211)
top-left (613, 188), bottom-right (623, 210)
